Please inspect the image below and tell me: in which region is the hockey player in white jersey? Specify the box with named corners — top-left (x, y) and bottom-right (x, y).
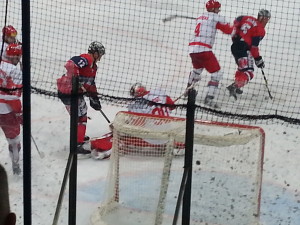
top-left (0, 43), bottom-right (23, 175)
top-left (185, 0), bottom-right (232, 108)
top-left (0, 26), bottom-right (20, 61)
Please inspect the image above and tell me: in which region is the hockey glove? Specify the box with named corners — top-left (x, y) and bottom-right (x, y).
top-left (255, 56), bottom-right (265, 69)
top-left (89, 96), bottom-right (102, 111)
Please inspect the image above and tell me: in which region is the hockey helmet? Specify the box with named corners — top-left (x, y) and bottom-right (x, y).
top-left (130, 82), bottom-right (147, 97)
top-left (88, 41), bottom-right (105, 56)
top-left (6, 43), bottom-right (22, 56)
top-left (258, 9), bottom-right (271, 19)
top-left (206, 0), bottom-right (221, 10)
top-left (2, 25), bottom-right (17, 37)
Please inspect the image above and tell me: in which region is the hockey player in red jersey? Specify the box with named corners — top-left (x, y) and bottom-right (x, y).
top-left (185, 0), bottom-right (232, 108)
top-left (0, 43), bottom-right (23, 175)
top-left (227, 9), bottom-right (271, 100)
top-left (57, 41), bottom-right (105, 156)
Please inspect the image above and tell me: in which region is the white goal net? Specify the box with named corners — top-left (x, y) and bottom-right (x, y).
top-left (91, 111), bottom-right (265, 225)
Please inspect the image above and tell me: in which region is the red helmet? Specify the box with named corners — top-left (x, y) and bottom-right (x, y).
top-left (6, 43), bottom-right (22, 56)
top-left (206, 0), bottom-right (221, 10)
top-left (2, 25), bottom-right (17, 37)
top-left (130, 83), bottom-right (147, 97)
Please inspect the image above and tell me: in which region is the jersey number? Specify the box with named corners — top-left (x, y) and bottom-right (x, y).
top-left (194, 23), bottom-right (201, 36)
top-left (240, 23), bottom-right (252, 34)
top-left (152, 107), bottom-right (170, 117)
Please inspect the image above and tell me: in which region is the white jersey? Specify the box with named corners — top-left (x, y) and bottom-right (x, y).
top-left (0, 60), bottom-right (23, 113)
top-left (127, 88), bottom-right (174, 117)
top-left (0, 41), bottom-right (9, 60)
top-left (128, 88), bottom-right (175, 145)
top-left (189, 12), bottom-right (229, 53)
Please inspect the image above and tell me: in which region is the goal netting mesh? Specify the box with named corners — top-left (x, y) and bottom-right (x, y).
top-left (91, 111), bottom-right (265, 225)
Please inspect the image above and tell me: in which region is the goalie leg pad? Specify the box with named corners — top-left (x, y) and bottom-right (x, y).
top-left (91, 149), bottom-right (111, 160)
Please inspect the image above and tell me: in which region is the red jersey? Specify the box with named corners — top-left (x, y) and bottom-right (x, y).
top-left (57, 53), bottom-right (98, 94)
top-left (231, 16), bottom-right (266, 58)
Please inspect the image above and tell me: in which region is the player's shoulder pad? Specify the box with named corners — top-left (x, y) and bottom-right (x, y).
top-left (80, 53), bottom-right (94, 65)
top-left (70, 54), bottom-right (89, 68)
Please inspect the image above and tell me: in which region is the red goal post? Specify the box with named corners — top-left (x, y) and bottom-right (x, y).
top-left (91, 111), bottom-right (265, 225)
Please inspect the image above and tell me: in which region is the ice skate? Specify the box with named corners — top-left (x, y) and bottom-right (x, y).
top-left (226, 83), bottom-right (238, 100)
top-left (77, 143), bottom-right (91, 159)
top-left (9, 143), bottom-right (21, 175)
top-left (235, 88), bottom-right (243, 94)
top-left (12, 162), bottom-right (21, 175)
top-left (204, 95), bottom-right (220, 109)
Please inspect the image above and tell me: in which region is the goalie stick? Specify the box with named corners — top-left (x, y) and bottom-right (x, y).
top-left (174, 82), bottom-right (198, 102)
top-left (162, 15), bottom-right (196, 23)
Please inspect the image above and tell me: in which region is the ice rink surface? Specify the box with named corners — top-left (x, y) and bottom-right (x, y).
top-left (0, 95), bottom-right (299, 225)
top-left (0, 0), bottom-right (299, 224)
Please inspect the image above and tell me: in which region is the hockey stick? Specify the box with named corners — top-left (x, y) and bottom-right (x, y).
top-left (80, 85), bottom-right (111, 123)
top-left (174, 82), bottom-right (198, 103)
top-left (162, 15), bottom-right (196, 23)
top-left (31, 134), bottom-right (45, 158)
top-left (99, 109), bottom-right (111, 123)
top-left (261, 69), bottom-right (273, 100)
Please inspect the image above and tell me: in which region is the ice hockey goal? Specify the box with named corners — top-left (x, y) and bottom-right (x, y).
top-left (90, 111), bottom-right (265, 225)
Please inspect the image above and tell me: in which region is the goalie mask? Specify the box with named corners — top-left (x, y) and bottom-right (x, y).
top-left (130, 83), bottom-right (147, 97)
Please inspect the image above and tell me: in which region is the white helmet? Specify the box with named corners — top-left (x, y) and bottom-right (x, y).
top-left (130, 83), bottom-right (147, 97)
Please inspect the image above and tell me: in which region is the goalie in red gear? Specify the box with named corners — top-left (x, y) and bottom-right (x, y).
top-left (57, 41), bottom-right (105, 156)
top-left (88, 83), bottom-right (184, 160)
top-left (226, 9), bottom-right (271, 100)
top-left (0, 43), bottom-right (23, 175)
top-left (128, 82), bottom-right (176, 117)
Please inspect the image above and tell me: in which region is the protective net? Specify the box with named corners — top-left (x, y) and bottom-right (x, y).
top-left (1, 0), bottom-right (300, 125)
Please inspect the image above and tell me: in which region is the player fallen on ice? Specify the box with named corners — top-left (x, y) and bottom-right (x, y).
top-left (86, 83), bottom-right (185, 160)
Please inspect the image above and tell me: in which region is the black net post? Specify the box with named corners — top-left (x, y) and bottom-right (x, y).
top-left (69, 76), bottom-right (79, 225)
top-left (182, 88), bottom-right (197, 225)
